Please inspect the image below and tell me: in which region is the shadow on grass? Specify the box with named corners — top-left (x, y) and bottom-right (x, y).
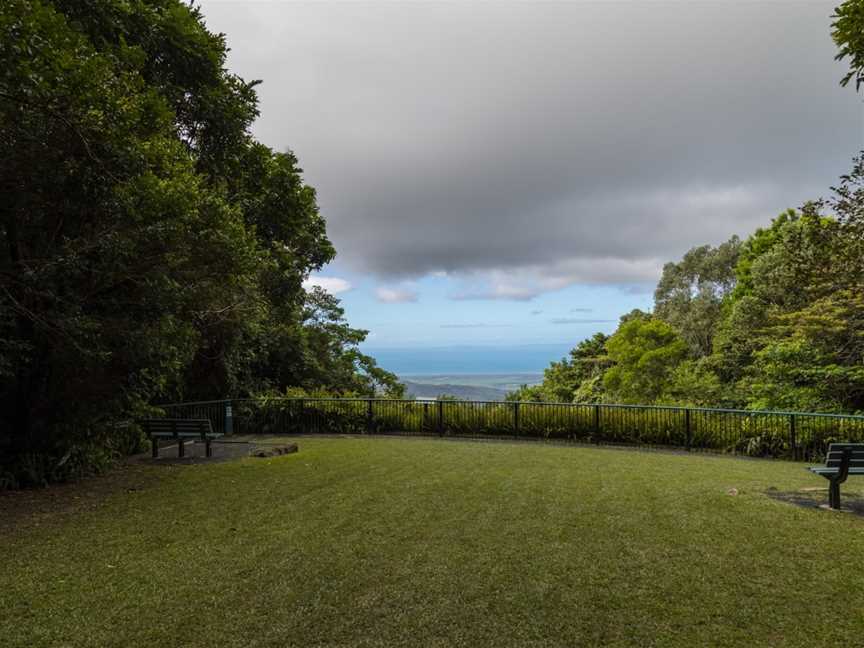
top-left (766, 486), bottom-right (864, 516)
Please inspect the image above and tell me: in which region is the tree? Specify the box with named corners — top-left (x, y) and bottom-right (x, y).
top-left (703, 181), bottom-right (864, 413)
top-left (1, 1), bottom-right (259, 464)
top-left (506, 332), bottom-right (610, 403)
top-left (712, 206), bottom-right (838, 386)
top-left (664, 358), bottom-right (737, 408)
top-left (603, 313), bottom-right (688, 404)
top-left (544, 332), bottom-right (611, 402)
top-left (284, 287), bottom-right (404, 397)
top-left (833, 0), bottom-right (864, 90)
top-left (504, 384), bottom-right (546, 402)
top-left (179, 144), bottom-right (337, 401)
top-left (731, 209), bottom-right (799, 300)
top-left (737, 167), bottom-right (864, 412)
top-left (0, 0), bottom-right (399, 486)
top-left (746, 290), bottom-right (864, 412)
top-left (654, 237), bottom-right (740, 357)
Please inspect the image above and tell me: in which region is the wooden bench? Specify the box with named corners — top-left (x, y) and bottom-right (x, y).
top-left (139, 418), bottom-right (222, 459)
top-left (808, 443), bottom-right (864, 509)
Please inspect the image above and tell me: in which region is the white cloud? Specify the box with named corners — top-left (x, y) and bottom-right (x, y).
top-left (550, 318), bottom-right (616, 325)
top-left (447, 257), bottom-right (665, 301)
top-left (302, 276), bottom-right (352, 294)
top-left (376, 287), bottom-right (418, 303)
top-left (440, 323), bottom-right (511, 329)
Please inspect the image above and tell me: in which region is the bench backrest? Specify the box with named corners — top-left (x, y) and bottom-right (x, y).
top-left (825, 443), bottom-right (864, 469)
top-left (140, 418), bottom-right (213, 437)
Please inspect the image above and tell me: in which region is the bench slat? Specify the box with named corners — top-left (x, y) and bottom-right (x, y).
top-left (809, 467), bottom-right (864, 474)
top-left (149, 431), bottom-right (224, 438)
top-left (824, 452), bottom-right (864, 467)
top-left (139, 418), bottom-right (218, 439)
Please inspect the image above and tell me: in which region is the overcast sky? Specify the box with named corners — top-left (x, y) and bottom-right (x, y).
top-left (199, 0), bottom-right (861, 352)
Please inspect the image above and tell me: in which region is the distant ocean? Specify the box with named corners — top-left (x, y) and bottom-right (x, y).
top-left (363, 344), bottom-right (571, 375)
top-left (360, 345), bottom-right (567, 400)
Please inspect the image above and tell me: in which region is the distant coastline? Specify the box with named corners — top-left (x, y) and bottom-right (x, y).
top-left (365, 344), bottom-right (571, 375)
top-left (399, 372), bottom-right (543, 401)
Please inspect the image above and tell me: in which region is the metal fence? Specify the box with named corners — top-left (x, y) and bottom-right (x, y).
top-left (159, 398), bottom-right (864, 460)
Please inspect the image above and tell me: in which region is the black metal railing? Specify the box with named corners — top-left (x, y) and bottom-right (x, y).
top-left (159, 398), bottom-right (864, 460)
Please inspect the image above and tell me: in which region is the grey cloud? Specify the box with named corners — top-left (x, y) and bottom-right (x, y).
top-left (375, 287), bottom-right (418, 303)
top-left (450, 286), bottom-right (538, 301)
top-left (201, 1), bottom-right (859, 293)
top-left (619, 284), bottom-right (656, 296)
top-left (570, 308), bottom-right (593, 313)
top-left (530, 310), bottom-right (543, 315)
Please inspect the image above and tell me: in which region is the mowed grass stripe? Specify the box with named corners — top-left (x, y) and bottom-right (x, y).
top-left (2, 437), bottom-right (863, 647)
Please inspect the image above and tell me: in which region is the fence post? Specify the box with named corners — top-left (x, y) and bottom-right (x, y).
top-left (298, 398), bottom-right (306, 433)
top-left (367, 399), bottom-right (374, 434)
top-left (789, 413), bottom-right (797, 460)
top-left (437, 400), bottom-right (444, 436)
top-left (594, 404), bottom-right (601, 444)
top-left (685, 408), bottom-right (692, 451)
top-left (225, 400), bottom-right (233, 436)
top-left (513, 401), bottom-right (520, 436)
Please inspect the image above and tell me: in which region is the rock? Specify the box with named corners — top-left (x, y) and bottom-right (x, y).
top-left (252, 443), bottom-right (299, 458)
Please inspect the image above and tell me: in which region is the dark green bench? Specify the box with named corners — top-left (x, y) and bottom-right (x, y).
top-left (140, 418), bottom-right (222, 458)
top-left (808, 443), bottom-right (864, 509)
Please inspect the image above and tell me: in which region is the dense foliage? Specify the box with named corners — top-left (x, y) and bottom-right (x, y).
top-left (509, 181), bottom-right (864, 411)
top-left (508, 0), bottom-right (864, 411)
top-left (0, 0), bottom-right (400, 486)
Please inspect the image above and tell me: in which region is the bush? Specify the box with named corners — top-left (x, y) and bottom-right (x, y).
top-left (0, 421), bottom-right (146, 490)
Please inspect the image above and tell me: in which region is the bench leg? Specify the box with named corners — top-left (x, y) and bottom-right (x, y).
top-left (178, 438), bottom-right (185, 458)
top-left (151, 438), bottom-right (159, 459)
top-left (829, 479), bottom-right (841, 509)
top-left (206, 439), bottom-right (212, 458)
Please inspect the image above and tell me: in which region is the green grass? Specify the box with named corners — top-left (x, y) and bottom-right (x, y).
top-left (2, 437), bottom-right (864, 647)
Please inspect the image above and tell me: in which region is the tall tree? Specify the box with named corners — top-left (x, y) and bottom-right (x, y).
top-left (653, 237), bottom-right (740, 357)
top-left (603, 312), bottom-right (688, 404)
top-left (1, 0), bottom-right (259, 461)
top-left (507, 332), bottom-right (611, 403)
top-left (0, 1), bottom-right (398, 486)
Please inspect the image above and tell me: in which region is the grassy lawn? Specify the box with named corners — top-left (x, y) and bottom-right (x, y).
top-left (2, 437), bottom-right (864, 647)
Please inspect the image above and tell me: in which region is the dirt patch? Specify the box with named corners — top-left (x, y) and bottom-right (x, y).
top-left (0, 439), bottom-right (301, 531)
top-left (0, 464), bottom-right (158, 533)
